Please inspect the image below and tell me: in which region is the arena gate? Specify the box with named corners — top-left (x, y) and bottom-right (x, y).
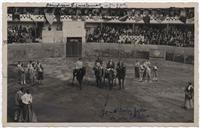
top-left (62, 21), bottom-right (86, 57)
top-left (66, 37), bottom-right (82, 57)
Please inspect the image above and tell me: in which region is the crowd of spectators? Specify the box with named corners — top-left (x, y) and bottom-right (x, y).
top-left (8, 7), bottom-right (194, 20)
top-left (87, 24), bottom-right (134, 43)
top-left (7, 7), bottom-right (194, 46)
top-left (144, 25), bottom-right (194, 47)
top-left (8, 7), bottom-right (44, 15)
top-left (86, 24), bottom-right (194, 47)
top-left (7, 24), bottom-right (41, 43)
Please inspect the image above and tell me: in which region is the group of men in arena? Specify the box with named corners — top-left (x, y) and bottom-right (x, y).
top-left (14, 60), bottom-right (43, 122)
top-left (74, 57), bottom-right (158, 84)
top-left (134, 60), bottom-right (158, 82)
top-left (14, 87), bottom-right (37, 122)
top-left (74, 57), bottom-right (117, 73)
top-left (73, 57), bottom-right (126, 89)
top-left (16, 60), bottom-right (44, 85)
top-left (13, 57), bottom-right (193, 123)
top-left (94, 57), bottom-right (126, 89)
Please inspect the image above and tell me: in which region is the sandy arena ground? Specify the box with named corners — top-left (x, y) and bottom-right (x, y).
top-left (7, 57), bottom-right (194, 122)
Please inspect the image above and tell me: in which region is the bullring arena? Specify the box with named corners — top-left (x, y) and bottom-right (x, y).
top-left (5, 3), bottom-right (195, 123)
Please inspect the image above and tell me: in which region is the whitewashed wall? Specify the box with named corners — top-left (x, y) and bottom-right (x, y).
top-left (42, 23), bottom-right (63, 43)
top-left (62, 21), bottom-right (86, 43)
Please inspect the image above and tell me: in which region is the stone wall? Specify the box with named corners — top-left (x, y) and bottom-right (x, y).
top-left (83, 43), bottom-right (193, 58)
top-left (8, 43), bottom-right (65, 63)
top-left (8, 42), bottom-right (194, 64)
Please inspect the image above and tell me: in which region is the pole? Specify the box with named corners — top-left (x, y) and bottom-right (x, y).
top-left (100, 22), bottom-right (103, 58)
top-left (35, 22), bottom-right (37, 41)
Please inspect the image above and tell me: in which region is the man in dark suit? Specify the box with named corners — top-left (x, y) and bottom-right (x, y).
top-left (106, 59), bottom-right (115, 69)
top-left (116, 61), bottom-right (126, 89)
top-left (95, 57), bottom-right (103, 66)
top-left (135, 60), bottom-right (140, 79)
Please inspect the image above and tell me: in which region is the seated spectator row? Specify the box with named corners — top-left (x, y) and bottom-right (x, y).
top-left (8, 7), bottom-right (194, 19)
top-left (86, 24), bottom-right (194, 47)
top-left (7, 24), bottom-right (42, 43)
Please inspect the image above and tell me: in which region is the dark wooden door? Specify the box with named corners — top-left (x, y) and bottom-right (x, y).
top-left (66, 37), bottom-right (82, 57)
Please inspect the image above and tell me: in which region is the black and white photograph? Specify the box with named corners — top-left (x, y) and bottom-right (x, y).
top-left (2, 2), bottom-right (199, 127)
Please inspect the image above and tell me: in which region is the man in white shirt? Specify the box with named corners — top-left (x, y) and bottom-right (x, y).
top-left (139, 63), bottom-right (145, 81)
top-left (72, 58), bottom-right (86, 86)
top-left (143, 60), bottom-right (151, 82)
top-left (152, 64), bottom-right (158, 81)
top-left (73, 58), bottom-right (83, 81)
top-left (21, 90), bottom-right (32, 105)
top-left (21, 89), bottom-right (33, 122)
top-left (75, 58), bottom-right (83, 70)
